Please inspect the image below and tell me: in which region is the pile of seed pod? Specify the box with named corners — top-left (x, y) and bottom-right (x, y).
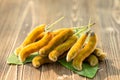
top-left (14, 24), bottom-right (106, 71)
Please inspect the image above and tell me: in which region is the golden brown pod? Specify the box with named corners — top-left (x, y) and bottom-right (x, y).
top-left (72, 32), bottom-right (97, 70)
top-left (32, 51), bottom-right (68, 68)
top-left (49, 35), bottom-right (77, 62)
top-left (39, 29), bottom-right (74, 57)
top-left (32, 55), bottom-right (53, 68)
top-left (15, 24), bottom-right (46, 56)
top-left (86, 54), bottom-right (98, 66)
top-left (93, 48), bottom-right (106, 61)
top-left (19, 32), bottom-right (53, 62)
top-left (66, 31), bottom-right (90, 62)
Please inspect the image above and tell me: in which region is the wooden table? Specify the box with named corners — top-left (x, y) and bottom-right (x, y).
top-left (0, 0), bottom-right (120, 80)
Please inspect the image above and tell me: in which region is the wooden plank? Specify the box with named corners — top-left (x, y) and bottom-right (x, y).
top-left (0, 0), bottom-right (36, 80)
top-left (95, 0), bottom-right (120, 80)
top-left (0, 0), bottom-right (24, 79)
top-left (0, 0), bottom-right (120, 80)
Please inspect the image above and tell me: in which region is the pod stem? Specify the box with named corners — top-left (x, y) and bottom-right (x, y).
top-left (74, 23), bottom-right (95, 36)
top-left (46, 17), bottom-right (64, 30)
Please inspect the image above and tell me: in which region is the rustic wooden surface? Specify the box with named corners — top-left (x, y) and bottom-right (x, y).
top-left (0, 0), bottom-right (120, 80)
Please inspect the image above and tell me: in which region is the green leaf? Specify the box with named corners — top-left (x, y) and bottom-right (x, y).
top-left (58, 58), bottom-right (98, 78)
top-left (7, 52), bottom-right (39, 65)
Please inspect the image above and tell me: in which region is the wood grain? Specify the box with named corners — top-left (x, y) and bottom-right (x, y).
top-left (0, 0), bottom-right (120, 80)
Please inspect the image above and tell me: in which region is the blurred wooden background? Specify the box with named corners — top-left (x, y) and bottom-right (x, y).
top-left (0, 0), bottom-right (120, 80)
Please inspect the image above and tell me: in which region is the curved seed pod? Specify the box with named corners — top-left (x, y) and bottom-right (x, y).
top-left (72, 32), bottom-right (97, 70)
top-left (49, 35), bottom-right (77, 62)
top-left (93, 48), bottom-right (106, 61)
top-left (19, 32), bottom-right (53, 62)
top-left (15, 24), bottom-right (46, 56)
top-left (32, 55), bottom-right (53, 68)
top-left (66, 31), bottom-right (90, 62)
top-left (39, 29), bottom-right (74, 57)
top-left (32, 51), bottom-right (68, 68)
top-left (86, 54), bottom-right (98, 66)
